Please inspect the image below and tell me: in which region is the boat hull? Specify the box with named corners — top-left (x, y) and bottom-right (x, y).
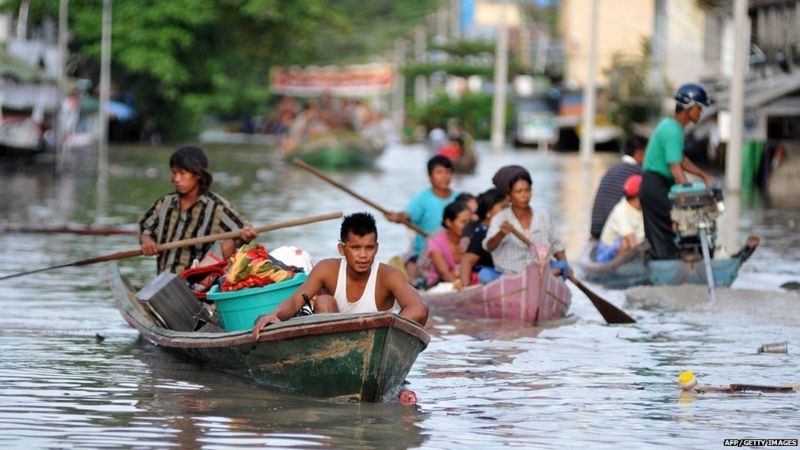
top-left (578, 240), bottom-right (757, 289)
top-left (109, 264), bottom-right (429, 402)
top-left (285, 133), bottom-right (383, 169)
top-left (420, 260), bottom-right (571, 324)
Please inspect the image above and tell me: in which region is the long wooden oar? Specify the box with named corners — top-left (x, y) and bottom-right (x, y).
top-left (292, 158), bottom-right (429, 238)
top-left (0, 212), bottom-right (342, 281)
top-left (507, 227), bottom-right (636, 324)
top-left (0, 224), bottom-right (137, 236)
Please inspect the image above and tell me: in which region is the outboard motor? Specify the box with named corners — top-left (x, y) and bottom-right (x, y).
top-left (668, 182), bottom-right (724, 258)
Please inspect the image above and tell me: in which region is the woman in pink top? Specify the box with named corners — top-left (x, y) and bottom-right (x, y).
top-left (417, 201), bottom-right (472, 289)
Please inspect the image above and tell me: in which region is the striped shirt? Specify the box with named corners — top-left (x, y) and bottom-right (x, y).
top-left (589, 155), bottom-right (642, 239)
top-left (483, 206), bottom-right (564, 274)
top-left (138, 191), bottom-right (248, 274)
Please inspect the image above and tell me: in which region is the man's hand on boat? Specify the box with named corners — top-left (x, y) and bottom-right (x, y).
top-left (253, 313), bottom-right (281, 339)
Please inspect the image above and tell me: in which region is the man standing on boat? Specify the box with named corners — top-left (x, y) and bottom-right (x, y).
top-left (639, 83), bottom-right (715, 260)
top-left (138, 146), bottom-right (256, 274)
top-left (252, 212), bottom-right (428, 338)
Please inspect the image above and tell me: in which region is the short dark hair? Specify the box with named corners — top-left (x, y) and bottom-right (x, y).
top-left (675, 104), bottom-right (687, 114)
top-left (340, 212), bottom-right (378, 242)
top-left (454, 192), bottom-right (476, 204)
top-left (169, 146), bottom-right (213, 192)
top-left (476, 188), bottom-right (506, 221)
top-left (442, 201), bottom-right (470, 228)
top-left (624, 136), bottom-right (648, 156)
top-left (427, 155), bottom-right (454, 175)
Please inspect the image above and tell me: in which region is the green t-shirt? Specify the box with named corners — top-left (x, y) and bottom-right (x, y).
top-left (642, 117), bottom-right (685, 181)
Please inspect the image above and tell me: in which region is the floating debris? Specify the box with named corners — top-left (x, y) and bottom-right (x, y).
top-left (758, 342), bottom-right (788, 354)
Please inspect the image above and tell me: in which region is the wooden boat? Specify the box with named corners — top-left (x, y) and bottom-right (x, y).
top-left (578, 241), bottom-right (651, 289)
top-left (283, 131), bottom-right (384, 169)
top-left (452, 139), bottom-right (477, 174)
top-left (419, 259), bottom-right (571, 324)
top-left (109, 264), bottom-right (430, 402)
top-left (578, 236), bottom-right (759, 289)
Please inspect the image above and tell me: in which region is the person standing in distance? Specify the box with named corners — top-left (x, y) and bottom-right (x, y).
top-left (639, 83), bottom-right (715, 260)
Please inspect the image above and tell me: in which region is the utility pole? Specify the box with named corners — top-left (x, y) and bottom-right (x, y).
top-left (56, 0), bottom-right (69, 171)
top-left (414, 25), bottom-right (427, 106)
top-left (490, 5), bottom-right (509, 153)
top-left (98, 0), bottom-right (111, 180)
top-left (726, 0), bottom-right (747, 192)
top-left (580, 0), bottom-right (599, 164)
top-left (649, 0), bottom-right (667, 94)
top-left (392, 40), bottom-right (406, 137)
top-left (450, 0), bottom-right (460, 40)
top-left (16, 0), bottom-right (30, 40)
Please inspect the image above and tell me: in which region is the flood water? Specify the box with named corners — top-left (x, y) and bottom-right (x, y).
top-left (1, 143), bottom-right (798, 449)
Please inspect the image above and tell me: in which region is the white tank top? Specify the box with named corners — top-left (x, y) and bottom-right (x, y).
top-left (333, 258), bottom-right (380, 313)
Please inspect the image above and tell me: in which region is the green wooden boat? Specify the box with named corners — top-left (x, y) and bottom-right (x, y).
top-left (109, 264), bottom-right (430, 402)
top-left (284, 132), bottom-right (384, 169)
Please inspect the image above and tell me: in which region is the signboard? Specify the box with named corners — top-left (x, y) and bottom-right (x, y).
top-left (269, 64), bottom-right (395, 97)
top-left (474, 1), bottom-right (520, 27)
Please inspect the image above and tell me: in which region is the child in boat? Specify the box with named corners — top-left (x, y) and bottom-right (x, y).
top-left (483, 165), bottom-right (571, 281)
top-left (385, 155), bottom-right (459, 279)
top-left (595, 175), bottom-right (645, 263)
top-left (460, 188), bottom-right (507, 286)
top-left (416, 201), bottom-right (472, 290)
top-left (454, 192), bottom-right (479, 223)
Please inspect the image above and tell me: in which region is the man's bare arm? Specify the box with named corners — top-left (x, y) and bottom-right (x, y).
top-left (669, 162), bottom-right (688, 185)
top-left (252, 261), bottom-right (330, 338)
top-left (385, 267), bottom-right (428, 326)
top-left (680, 156), bottom-right (714, 186)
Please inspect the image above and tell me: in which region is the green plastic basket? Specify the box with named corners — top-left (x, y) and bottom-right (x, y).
top-left (207, 273), bottom-right (308, 331)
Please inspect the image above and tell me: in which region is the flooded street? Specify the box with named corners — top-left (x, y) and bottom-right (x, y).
top-left (1, 143), bottom-right (798, 449)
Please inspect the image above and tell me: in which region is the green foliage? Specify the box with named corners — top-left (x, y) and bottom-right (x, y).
top-left (409, 92), bottom-right (509, 140)
top-left (605, 37), bottom-right (667, 138)
top-left (428, 40), bottom-right (494, 58)
top-left (1, 0), bottom-right (440, 140)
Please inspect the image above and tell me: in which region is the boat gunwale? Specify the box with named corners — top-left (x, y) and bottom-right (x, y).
top-left (109, 264), bottom-right (430, 350)
top-left (418, 258), bottom-right (571, 323)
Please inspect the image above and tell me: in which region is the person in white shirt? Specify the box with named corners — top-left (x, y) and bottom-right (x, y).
top-left (595, 175), bottom-right (645, 263)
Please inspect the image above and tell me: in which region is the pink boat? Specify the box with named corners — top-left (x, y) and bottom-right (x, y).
top-left (419, 259), bottom-right (572, 325)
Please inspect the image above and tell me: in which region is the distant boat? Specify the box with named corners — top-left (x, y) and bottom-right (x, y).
top-left (109, 264), bottom-right (430, 402)
top-left (283, 131), bottom-right (384, 169)
top-left (419, 258), bottom-right (571, 325)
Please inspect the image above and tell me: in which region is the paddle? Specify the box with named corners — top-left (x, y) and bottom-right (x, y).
top-left (0, 224), bottom-right (137, 236)
top-left (291, 158), bottom-right (429, 238)
top-left (0, 212), bottom-right (343, 281)
top-left (507, 227), bottom-right (636, 324)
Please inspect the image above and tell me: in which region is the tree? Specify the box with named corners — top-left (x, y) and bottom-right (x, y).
top-left (3, 0), bottom-right (441, 140)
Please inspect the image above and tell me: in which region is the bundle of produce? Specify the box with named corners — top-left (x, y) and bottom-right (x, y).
top-left (220, 243), bottom-right (294, 292)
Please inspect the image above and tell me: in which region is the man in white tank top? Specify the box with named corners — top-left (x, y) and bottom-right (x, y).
top-left (253, 213), bottom-right (429, 339)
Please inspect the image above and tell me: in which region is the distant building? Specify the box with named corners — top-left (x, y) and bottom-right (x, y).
top-left (559, 0), bottom-right (713, 89)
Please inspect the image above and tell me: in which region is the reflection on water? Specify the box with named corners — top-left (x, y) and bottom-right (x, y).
top-left (0, 143), bottom-right (798, 448)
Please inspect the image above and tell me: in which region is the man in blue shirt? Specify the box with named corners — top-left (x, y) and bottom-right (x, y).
top-left (386, 155), bottom-right (458, 279)
top-left (639, 83), bottom-right (715, 260)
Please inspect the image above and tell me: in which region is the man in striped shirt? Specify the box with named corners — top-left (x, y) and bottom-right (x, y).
top-left (589, 136), bottom-right (647, 239)
top-left (139, 146), bottom-right (256, 274)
